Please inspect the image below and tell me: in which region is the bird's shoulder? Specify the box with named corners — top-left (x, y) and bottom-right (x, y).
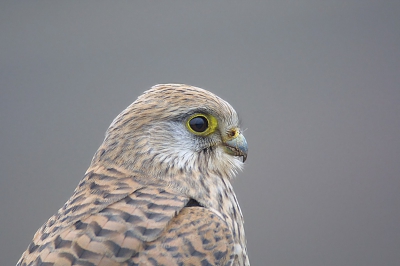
top-left (18, 166), bottom-right (235, 265)
top-left (139, 206), bottom-right (235, 265)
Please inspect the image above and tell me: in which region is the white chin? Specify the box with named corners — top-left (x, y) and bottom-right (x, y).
top-left (222, 153), bottom-right (245, 179)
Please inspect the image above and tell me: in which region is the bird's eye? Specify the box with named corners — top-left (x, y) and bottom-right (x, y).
top-left (186, 113), bottom-right (218, 136)
top-left (189, 116), bottom-right (208, 132)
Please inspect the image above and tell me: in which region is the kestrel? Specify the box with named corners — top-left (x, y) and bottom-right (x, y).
top-left (17, 84), bottom-right (250, 266)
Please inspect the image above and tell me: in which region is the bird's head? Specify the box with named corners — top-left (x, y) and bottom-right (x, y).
top-left (92, 84), bottom-right (248, 181)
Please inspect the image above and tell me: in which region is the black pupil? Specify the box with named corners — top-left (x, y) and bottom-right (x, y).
top-left (189, 116), bottom-right (208, 132)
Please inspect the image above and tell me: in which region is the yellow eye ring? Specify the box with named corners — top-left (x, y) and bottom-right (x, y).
top-left (186, 113), bottom-right (218, 136)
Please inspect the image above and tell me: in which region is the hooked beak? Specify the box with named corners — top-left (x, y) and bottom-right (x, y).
top-left (223, 132), bottom-right (248, 162)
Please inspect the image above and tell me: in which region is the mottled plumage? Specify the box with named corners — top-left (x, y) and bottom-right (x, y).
top-left (18, 84), bottom-right (250, 266)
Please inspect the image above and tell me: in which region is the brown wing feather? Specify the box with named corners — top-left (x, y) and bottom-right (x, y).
top-left (18, 182), bottom-right (190, 265)
top-left (18, 185), bottom-right (233, 265)
top-left (139, 207), bottom-right (235, 266)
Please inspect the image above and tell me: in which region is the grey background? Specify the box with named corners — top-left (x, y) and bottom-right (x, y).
top-left (1, 1), bottom-right (399, 265)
